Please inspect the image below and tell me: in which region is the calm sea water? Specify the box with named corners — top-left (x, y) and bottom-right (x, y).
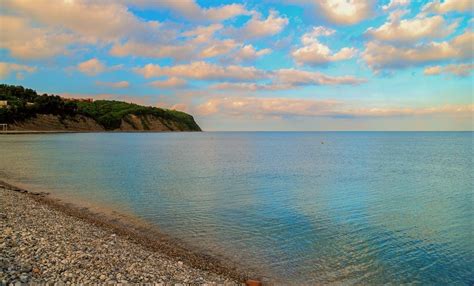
top-left (1, 132), bottom-right (473, 284)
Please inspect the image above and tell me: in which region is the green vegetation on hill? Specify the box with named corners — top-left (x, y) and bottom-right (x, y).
top-left (76, 100), bottom-right (201, 130)
top-left (0, 84), bottom-right (201, 131)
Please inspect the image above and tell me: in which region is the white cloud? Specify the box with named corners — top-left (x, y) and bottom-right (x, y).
top-left (0, 62), bottom-right (36, 79)
top-left (1, 0), bottom-right (171, 60)
top-left (366, 13), bottom-right (458, 43)
top-left (135, 62), bottom-right (366, 88)
top-left (135, 62), bottom-right (266, 81)
top-left (127, 0), bottom-right (250, 21)
top-left (211, 68), bottom-right (366, 90)
top-left (3, 0), bottom-right (161, 42)
top-left (424, 64), bottom-right (474, 77)
top-left (292, 26), bottom-right (357, 66)
top-left (274, 69), bottom-right (366, 86)
top-left (363, 30), bottom-right (473, 71)
top-left (196, 97), bottom-right (341, 117)
top-left (110, 42), bottom-right (195, 61)
top-left (232, 45), bottom-right (272, 62)
top-left (293, 0), bottom-right (374, 25)
top-left (423, 0), bottom-right (472, 14)
top-left (229, 10), bottom-right (288, 40)
top-left (382, 0), bottom-right (410, 11)
top-left (149, 77), bottom-right (187, 88)
top-left (96, 81), bottom-right (130, 88)
top-left (0, 15), bottom-right (75, 59)
top-left (210, 82), bottom-right (291, 91)
top-left (1, 1), bottom-right (275, 63)
top-left (77, 58), bottom-right (106, 76)
top-left (320, 0), bottom-right (374, 24)
top-left (301, 27), bottom-right (336, 44)
top-left (111, 37), bottom-right (271, 62)
top-left (200, 40), bottom-right (238, 58)
top-left (196, 96), bottom-right (473, 118)
top-left (182, 24), bottom-right (223, 44)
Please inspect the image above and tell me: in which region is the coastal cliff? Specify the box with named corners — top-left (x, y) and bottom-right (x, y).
top-left (9, 113), bottom-right (199, 132)
top-left (0, 84), bottom-right (201, 132)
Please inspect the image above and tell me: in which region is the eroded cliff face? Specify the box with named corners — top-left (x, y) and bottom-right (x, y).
top-left (9, 114), bottom-right (105, 131)
top-left (118, 114), bottom-right (195, 131)
top-left (8, 114), bottom-right (198, 132)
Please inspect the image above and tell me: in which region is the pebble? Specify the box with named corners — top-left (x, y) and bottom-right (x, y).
top-left (0, 187), bottom-right (240, 285)
top-left (19, 273), bottom-right (29, 283)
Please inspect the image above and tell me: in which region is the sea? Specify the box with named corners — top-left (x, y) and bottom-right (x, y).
top-left (1, 132), bottom-right (473, 284)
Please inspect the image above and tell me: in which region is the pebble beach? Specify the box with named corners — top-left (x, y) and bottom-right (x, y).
top-left (0, 185), bottom-right (242, 285)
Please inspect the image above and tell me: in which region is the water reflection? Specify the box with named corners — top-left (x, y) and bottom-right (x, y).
top-left (1, 132), bottom-right (472, 284)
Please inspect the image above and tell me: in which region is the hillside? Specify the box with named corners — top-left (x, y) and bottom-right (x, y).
top-left (0, 84), bottom-right (201, 132)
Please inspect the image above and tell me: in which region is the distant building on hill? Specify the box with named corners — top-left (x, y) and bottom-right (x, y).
top-left (63, 98), bottom-right (94, 103)
top-left (0, 100), bottom-right (8, 108)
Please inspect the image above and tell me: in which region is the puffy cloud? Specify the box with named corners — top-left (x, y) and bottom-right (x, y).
top-left (232, 45), bottom-right (272, 62)
top-left (127, 0), bottom-right (249, 21)
top-left (363, 31), bottom-right (474, 71)
top-left (77, 58), bottom-right (106, 76)
top-left (109, 41), bottom-right (196, 60)
top-left (318, 0), bottom-right (374, 25)
top-left (203, 4), bottom-right (250, 21)
top-left (229, 10), bottom-right (288, 40)
top-left (2, 0), bottom-right (161, 42)
top-left (111, 38), bottom-right (270, 62)
top-left (293, 44), bottom-right (357, 66)
top-left (134, 62), bottom-right (266, 81)
top-left (382, 0), bottom-right (410, 11)
top-left (424, 64), bottom-right (474, 77)
top-left (366, 13), bottom-right (458, 43)
top-left (423, 0), bottom-right (472, 14)
top-left (0, 62), bottom-right (36, 79)
top-left (182, 24), bottom-right (223, 44)
top-left (292, 26), bottom-right (357, 66)
top-left (136, 61), bottom-right (365, 88)
top-left (204, 42), bottom-right (272, 63)
top-left (95, 81), bottom-right (130, 88)
top-left (1, 0), bottom-right (174, 60)
top-left (293, 0), bottom-right (374, 25)
top-left (301, 26), bottom-right (336, 44)
top-left (0, 15), bottom-right (74, 59)
top-left (424, 65), bottom-right (444, 75)
top-left (110, 41), bottom-right (196, 61)
top-left (1, 1), bottom-right (272, 63)
top-left (211, 68), bottom-right (366, 90)
top-left (274, 69), bottom-right (366, 86)
top-left (149, 77), bottom-right (188, 88)
top-left (108, 21), bottom-right (268, 62)
top-left (200, 40), bottom-right (238, 58)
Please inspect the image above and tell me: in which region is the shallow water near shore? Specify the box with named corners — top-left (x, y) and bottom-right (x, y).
top-left (1, 132), bottom-right (473, 284)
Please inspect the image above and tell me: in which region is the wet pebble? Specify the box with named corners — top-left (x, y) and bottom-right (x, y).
top-left (0, 187), bottom-right (240, 285)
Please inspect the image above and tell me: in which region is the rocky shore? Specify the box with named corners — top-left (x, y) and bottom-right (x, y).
top-left (0, 185), bottom-right (242, 285)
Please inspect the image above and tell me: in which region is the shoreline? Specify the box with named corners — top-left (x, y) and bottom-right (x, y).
top-left (0, 130), bottom-right (202, 135)
top-left (0, 180), bottom-right (262, 284)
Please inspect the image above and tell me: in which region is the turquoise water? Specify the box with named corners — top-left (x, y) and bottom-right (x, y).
top-left (1, 132), bottom-right (473, 284)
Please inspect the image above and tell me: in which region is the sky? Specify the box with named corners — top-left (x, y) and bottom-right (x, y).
top-left (0, 0), bottom-right (472, 131)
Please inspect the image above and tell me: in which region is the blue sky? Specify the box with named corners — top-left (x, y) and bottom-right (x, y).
top-left (0, 0), bottom-right (472, 130)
